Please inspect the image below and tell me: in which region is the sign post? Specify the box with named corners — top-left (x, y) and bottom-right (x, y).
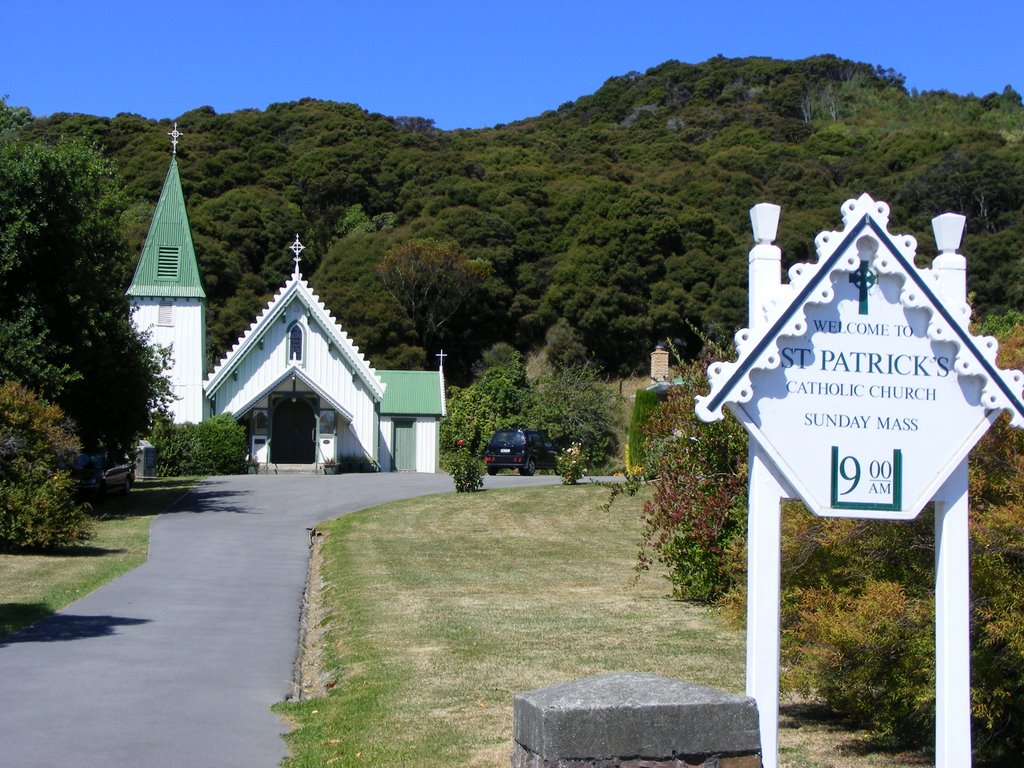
top-left (696, 195), bottom-right (1024, 768)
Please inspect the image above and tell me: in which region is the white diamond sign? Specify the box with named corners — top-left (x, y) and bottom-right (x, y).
top-left (700, 194), bottom-right (1024, 768)
top-left (696, 194), bottom-right (1024, 519)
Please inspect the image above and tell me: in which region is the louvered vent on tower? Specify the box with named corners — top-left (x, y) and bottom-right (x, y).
top-left (157, 246), bottom-right (180, 280)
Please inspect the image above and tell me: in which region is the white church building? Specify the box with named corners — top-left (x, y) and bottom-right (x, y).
top-left (127, 139), bottom-right (445, 472)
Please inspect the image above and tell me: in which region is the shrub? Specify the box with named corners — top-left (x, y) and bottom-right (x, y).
top-left (441, 351), bottom-right (531, 458)
top-left (446, 440), bottom-right (483, 493)
top-left (785, 578), bottom-right (936, 745)
top-left (626, 389), bottom-right (659, 475)
top-left (0, 381), bottom-right (94, 549)
top-left (635, 349), bottom-right (748, 602)
top-left (777, 509), bottom-right (937, 746)
top-left (150, 414), bottom-right (247, 476)
top-left (529, 364), bottom-right (620, 469)
top-left (556, 442), bottom-right (586, 485)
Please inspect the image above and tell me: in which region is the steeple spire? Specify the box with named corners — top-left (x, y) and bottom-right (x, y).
top-left (127, 148), bottom-right (205, 299)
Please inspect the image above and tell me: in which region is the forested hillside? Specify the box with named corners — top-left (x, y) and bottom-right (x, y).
top-left (13, 55), bottom-right (1024, 383)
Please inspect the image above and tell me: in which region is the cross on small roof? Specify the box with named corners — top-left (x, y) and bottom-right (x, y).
top-left (289, 234), bottom-right (305, 277)
top-left (436, 349), bottom-right (447, 370)
top-left (168, 122), bottom-right (183, 155)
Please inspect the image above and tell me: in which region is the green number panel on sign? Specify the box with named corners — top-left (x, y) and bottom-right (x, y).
top-left (830, 446), bottom-right (902, 511)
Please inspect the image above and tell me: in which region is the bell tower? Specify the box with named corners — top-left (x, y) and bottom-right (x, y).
top-left (126, 123), bottom-right (207, 423)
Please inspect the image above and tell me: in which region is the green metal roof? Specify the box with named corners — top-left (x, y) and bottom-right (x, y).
top-left (127, 158), bottom-right (206, 299)
top-left (378, 370), bottom-right (444, 416)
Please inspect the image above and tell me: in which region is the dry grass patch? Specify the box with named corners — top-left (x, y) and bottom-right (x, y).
top-left (276, 484), bottom-right (933, 768)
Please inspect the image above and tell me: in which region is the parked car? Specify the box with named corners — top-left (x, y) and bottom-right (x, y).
top-left (72, 451), bottom-right (133, 498)
top-left (483, 429), bottom-right (558, 476)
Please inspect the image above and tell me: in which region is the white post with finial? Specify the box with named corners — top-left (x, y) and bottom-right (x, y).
top-left (931, 212), bottom-right (972, 768)
top-left (745, 202), bottom-right (785, 768)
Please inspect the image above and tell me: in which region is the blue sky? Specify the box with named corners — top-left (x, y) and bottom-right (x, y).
top-left (4, 0), bottom-right (1022, 130)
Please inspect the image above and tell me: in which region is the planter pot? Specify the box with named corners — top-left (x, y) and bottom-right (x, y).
top-left (247, 465), bottom-right (260, 475)
top-left (323, 465), bottom-right (338, 475)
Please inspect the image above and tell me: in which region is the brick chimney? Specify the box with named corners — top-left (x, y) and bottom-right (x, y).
top-left (650, 342), bottom-right (670, 383)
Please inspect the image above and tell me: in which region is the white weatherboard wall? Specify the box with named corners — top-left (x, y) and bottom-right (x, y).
top-left (131, 297), bottom-right (205, 423)
top-left (378, 417), bottom-right (394, 471)
top-left (413, 419), bottom-right (439, 472)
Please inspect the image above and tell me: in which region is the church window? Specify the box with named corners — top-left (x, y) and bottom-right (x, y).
top-left (288, 323), bottom-right (304, 362)
top-left (252, 410), bottom-right (268, 435)
top-left (157, 246), bottom-right (180, 280)
top-left (319, 410), bottom-right (336, 436)
top-left (158, 301), bottom-right (174, 326)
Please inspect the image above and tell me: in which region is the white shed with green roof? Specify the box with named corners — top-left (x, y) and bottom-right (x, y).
top-left (378, 370), bottom-right (447, 472)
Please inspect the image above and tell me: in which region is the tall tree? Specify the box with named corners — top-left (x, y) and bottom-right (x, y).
top-left (0, 137), bottom-right (170, 454)
top-left (0, 96), bottom-right (32, 139)
top-left (376, 238), bottom-right (491, 363)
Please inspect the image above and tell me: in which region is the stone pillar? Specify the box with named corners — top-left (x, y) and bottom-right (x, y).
top-left (512, 673), bottom-right (761, 768)
top-left (650, 344), bottom-right (670, 383)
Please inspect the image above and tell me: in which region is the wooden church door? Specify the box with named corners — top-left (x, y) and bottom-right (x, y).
top-left (272, 399), bottom-right (316, 464)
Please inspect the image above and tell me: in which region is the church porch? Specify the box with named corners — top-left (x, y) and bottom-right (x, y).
top-left (239, 376), bottom-right (372, 470)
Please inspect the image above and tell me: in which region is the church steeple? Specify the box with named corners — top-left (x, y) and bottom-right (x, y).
top-left (127, 153), bottom-right (205, 299)
top-left (128, 127), bottom-right (207, 424)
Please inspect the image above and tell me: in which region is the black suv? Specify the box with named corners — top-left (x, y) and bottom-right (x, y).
top-left (483, 429), bottom-right (557, 476)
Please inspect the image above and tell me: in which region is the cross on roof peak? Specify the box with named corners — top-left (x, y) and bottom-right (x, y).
top-left (168, 122), bottom-right (183, 155)
top-left (436, 349), bottom-right (447, 371)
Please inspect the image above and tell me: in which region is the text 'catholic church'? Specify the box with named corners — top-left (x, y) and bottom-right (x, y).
top-left (126, 130), bottom-right (445, 472)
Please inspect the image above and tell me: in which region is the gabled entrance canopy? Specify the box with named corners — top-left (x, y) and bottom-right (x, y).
top-left (221, 363), bottom-right (356, 424)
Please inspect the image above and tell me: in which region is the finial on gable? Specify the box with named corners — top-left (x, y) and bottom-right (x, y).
top-left (436, 349), bottom-right (447, 371)
top-left (289, 234), bottom-right (305, 278)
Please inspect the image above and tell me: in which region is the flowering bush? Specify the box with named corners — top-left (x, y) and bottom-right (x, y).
top-left (623, 444), bottom-right (644, 479)
top-left (447, 440), bottom-right (483, 493)
top-left (635, 350), bottom-right (748, 603)
top-left (556, 442), bottom-right (587, 485)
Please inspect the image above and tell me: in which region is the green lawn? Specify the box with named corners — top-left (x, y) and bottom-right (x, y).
top-left (0, 477), bottom-right (199, 638)
top-left (275, 484), bottom-right (929, 768)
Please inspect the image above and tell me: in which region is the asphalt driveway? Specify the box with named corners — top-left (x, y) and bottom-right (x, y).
top-left (0, 472), bottom-right (559, 768)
